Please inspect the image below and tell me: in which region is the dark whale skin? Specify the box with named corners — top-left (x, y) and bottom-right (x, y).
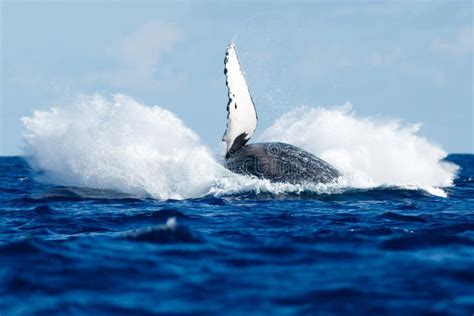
top-left (225, 142), bottom-right (340, 184)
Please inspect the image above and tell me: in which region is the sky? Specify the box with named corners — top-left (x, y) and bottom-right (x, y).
top-left (1, 0), bottom-right (473, 155)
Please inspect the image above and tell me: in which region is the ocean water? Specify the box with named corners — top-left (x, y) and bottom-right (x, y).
top-left (1, 94), bottom-right (473, 315)
top-left (0, 154), bottom-right (473, 315)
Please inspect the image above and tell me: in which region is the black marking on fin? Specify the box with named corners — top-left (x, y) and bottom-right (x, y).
top-left (225, 132), bottom-right (249, 159)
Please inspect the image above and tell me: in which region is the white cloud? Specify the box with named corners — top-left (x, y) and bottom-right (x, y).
top-left (116, 21), bottom-right (182, 70)
top-left (431, 26), bottom-right (473, 56)
top-left (368, 48), bottom-right (401, 67)
top-left (84, 21), bottom-right (184, 91)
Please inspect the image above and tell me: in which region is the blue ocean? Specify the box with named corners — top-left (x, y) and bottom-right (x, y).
top-left (0, 154), bottom-right (473, 315)
top-left (1, 95), bottom-right (473, 315)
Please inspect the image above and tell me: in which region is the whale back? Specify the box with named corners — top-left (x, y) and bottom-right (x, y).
top-left (225, 142), bottom-right (340, 184)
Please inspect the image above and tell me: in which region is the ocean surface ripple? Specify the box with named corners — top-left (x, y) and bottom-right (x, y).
top-left (0, 154), bottom-right (473, 315)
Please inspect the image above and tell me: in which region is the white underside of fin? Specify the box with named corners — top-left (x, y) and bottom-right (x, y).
top-left (223, 43), bottom-right (257, 154)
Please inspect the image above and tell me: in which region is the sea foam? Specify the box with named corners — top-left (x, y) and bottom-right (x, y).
top-left (22, 95), bottom-right (457, 199)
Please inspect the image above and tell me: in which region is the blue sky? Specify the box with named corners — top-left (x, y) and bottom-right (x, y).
top-left (1, 1), bottom-right (473, 155)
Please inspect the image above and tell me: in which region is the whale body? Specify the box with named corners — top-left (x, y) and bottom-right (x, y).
top-left (225, 142), bottom-right (340, 184)
top-left (222, 43), bottom-right (340, 184)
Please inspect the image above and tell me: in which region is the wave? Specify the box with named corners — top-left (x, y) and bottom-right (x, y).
top-left (22, 94), bottom-right (458, 199)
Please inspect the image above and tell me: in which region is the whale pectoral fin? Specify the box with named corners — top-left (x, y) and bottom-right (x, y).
top-left (222, 43), bottom-right (257, 157)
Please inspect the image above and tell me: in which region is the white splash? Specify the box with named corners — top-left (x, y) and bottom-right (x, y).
top-left (22, 95), bottom-right (458, 200)
top-left (22, 94), bottom-right (229, 200)
top-left (259, 104), bottom-right (458, 196)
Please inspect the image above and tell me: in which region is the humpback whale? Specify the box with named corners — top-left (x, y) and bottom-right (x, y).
top-left (222, 43), bottom-right (340, 184)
